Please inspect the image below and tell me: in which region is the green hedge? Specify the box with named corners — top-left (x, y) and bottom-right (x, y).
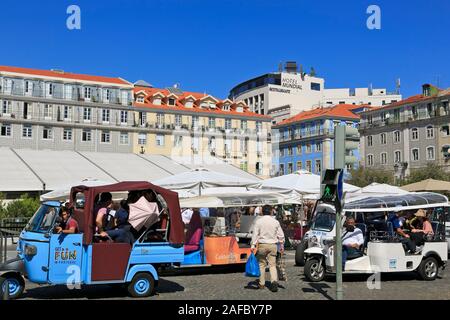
top-left (0, 194), bottom-right (41, 220)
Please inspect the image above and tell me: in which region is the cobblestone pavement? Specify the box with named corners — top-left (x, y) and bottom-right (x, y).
top-left (19, 251), bottom-right (450, 300)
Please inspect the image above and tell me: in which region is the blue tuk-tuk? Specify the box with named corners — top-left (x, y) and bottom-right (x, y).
top-left (0, 181), bottom-right (185, 299)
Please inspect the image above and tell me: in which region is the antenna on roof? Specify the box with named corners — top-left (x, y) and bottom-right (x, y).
top-left (396, 78), bottom-right (401, 94)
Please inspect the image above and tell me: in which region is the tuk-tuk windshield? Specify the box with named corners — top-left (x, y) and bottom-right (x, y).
top-left (24, 204), bottom-right (59, 233)
top-left (311, 211), bottom-right (335, 232)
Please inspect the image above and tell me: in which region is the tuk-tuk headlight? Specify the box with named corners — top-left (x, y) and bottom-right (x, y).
top-left (309, 236), bottom-right (319, 247)
top-left (24, 244), bottom-right (37, 257)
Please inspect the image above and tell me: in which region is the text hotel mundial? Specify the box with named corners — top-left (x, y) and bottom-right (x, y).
top-left (178, 304), bottom-right (273, 318)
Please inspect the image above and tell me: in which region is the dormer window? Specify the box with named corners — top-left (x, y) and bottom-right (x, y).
top-left (209, 103), bottom-right (216, 109)
top-left (168, 98), bottom-right (176, 106)
top-left (236, 106), bottom-right (244, 113)
top-left (136, 96), bottom-right (145, 103)
top-left (222, 104), bottom-right (230, 111)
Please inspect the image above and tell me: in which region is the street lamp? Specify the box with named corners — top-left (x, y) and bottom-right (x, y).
top-left (140, 146), bottom-right (145, 154)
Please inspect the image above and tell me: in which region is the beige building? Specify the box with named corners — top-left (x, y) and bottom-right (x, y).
top-left (132, 83), bottom-right (273, 177)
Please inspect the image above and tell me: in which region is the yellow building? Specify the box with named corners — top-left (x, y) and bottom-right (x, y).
top-left (131, 84), bottom-right (272, 177)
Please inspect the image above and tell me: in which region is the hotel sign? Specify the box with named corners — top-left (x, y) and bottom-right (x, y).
top-left (281, 74), bottom-right (303, 90)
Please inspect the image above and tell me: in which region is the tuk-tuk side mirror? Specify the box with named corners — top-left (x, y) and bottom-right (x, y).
top-left (44, 232), bottom-right (51, 238)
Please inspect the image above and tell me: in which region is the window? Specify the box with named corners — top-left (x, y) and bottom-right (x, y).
top-left (225, 119), bottom-right (232, 130)
top-left (412, 105), bottom-right (418, 118)
top-left (136, 96), bottom-right (145, 103)
top-left (380, 133), bottom-right (386, 144)
top-left (411, 128), bottom-right (419, 140)
top-left (156, 134), bottom-right (165, 146)
top-left (287, 146), bottom-right (293, 156)
top-left (367, 154), bottom-right (374, 166)
top-left (208, 117), bottom-right (216, 128)
top-left (394, 131), bottom-right (401, 143)
top-left (256, 121), bottom-right (262, 132)
top-left (42, 127), bottom-right (53, 139)
top-left (174, 135), bottom-right (183, 147)
top-left (427, 146), bottom-right (435, 160)
top-left (296, 161), bottom-right (302, 170)
top-left (2, 101), bottom-right (12, 114)
top-left (84, 87), bottom-right (91, 99)
top-left (83, 107), bottom-right (91, 121)
top-left (102, 109), bottom-right (110, 122)
top-left (241, 120), bottom-right (247, 130)
top-left (306, 143), bottom-right (312, 153)
top-left (279, 164), bottom-right (285, 175)
top-left (82, 129), bottom-right (92, 142)
top-left (426, 126), bottom-right (434, 139)
top-left (240, 138), bottom-right (248, 153)
top-left (315, 160), bottom-right (321, 174)
top-left (192, 116), bottom-right (199, 129)
top-left (297, 145), bottom-right (302, 154)
top-left (138, 133), bottom-right (146, 145)
top-left (157, 113), bottom-right (164, 126)
top-left (381, 152), bottom-right (387, 165)
top-left (22, 124), bottom-right (32, 138)
top-left (25, 81), bottom-right (30, 93)
top-left (316, 142), bottom-right (322, 152)
top-left (367, 135), bottom-right (373, 146)
top-left (394, 151), bottom-right (401, 163)
top-left (175, 115), bottom-right (182, 127)
top-left (412, 148), bottom-right (419, 161)
top-left (120, 110), bottom-right (128, 124)
top-left (168, 98), bottom-right (176, 106)
top-left (306, 160), bottom-right (312, 172)
top-left (48, 83), bottom-right (53, 96)
top-left (105, 89), bottom-right (111, 101)
top-left (101, 131), bottom-right (110, 143)
top-left (442, 125), bottom-right (450, 136)
top-left (1, 123), bottom-right (11, 137)
top-left (241, 161), bottom-right (249, 172)
top-left (119, 132), bottom-right (129, 145)
top-left (310, 82), bottom-right (321, 91)
top-left (63, 128), bottom-right (72, 141)
top-left (381, 112), bottom-right (386, 121)
top-left (256, 162), bottom-right (263, 175)
top-left (287, 163), bottom-right (293, 174)
top-left (44, 104), bottom-right (53, 119)
top-left (63, 106), bottom-right (71, 120)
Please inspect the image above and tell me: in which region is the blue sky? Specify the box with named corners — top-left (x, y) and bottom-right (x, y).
top-left (0, 0), bottom-right (449, 98)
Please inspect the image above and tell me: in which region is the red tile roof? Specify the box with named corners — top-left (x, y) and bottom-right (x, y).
top-left (133, 86), bottom-right (271, 120)
top-left (0, 65), bottom-right (131, 86)
top-left (275, 104), bottom-right (360, 127)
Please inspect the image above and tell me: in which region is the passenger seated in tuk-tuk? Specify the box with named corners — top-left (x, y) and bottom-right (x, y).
top-left (387, 210), bottom-right (417, 253)
top-left (55, 205), bottom-right (79, 234)
top-left (98, 200), bottom-right (134, 244)
top-left (342, 217), bottom-right (364, 271)
top-left (96, 201), bottom-right (120, 233)
top-left (410, 209), bottom-right (434, 249)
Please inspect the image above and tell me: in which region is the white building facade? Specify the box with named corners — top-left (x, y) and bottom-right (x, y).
top-left (229, 62), bottom-right (402, 123)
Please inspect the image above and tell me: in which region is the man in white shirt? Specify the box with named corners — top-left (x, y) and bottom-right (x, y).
top-left (251, 205), bottom-right (285, 292)
top-left (341, 217), bottom-right (364, 270)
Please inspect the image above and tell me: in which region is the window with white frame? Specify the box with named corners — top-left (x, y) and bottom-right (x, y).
top-left (256, 121), bottom-right (262, 132)
top-left (101, 131), bottom-right (110, 143)
top-left (82, 129), bottom-right (92, 142)
top-left (287, 146), bottom-right (293, 156)
top-left (394, 151), bottom-right (401, 163)
top-left (102, 109), bottom-right (110, 122)
top-left (315, 160), bottom-right (321, 174)
top-left (394, 131), bottom-right (401, 143)
top-left (22, 124), bottom-right (32, 138)
top-left (380, 133), bottom-right (387, 144)
top-left (316, 142), bottom-right (322, 152)
top-left (411, 128), bottom-right (419, 140)
top-left (157, 113), bottom-right (164, 126)
top-left (136, 96), bottom-right (145, 103)
top-left (225, 118), bottom-right (232, 130)
top-left (174, 135), bottom-right (183, 147)
top-left (1, 123), bottom-right (11, 137)
top-left (381, 152), bottom-right (387, 164)
top-left (367, 154), bottom-right (374, 166)
top-left (83, 107), bottom-right (91, 121)
top-left (306, 143), bottom-right (312, 153)
top-left (44, 104), bottom-right (52, 119)
top-left (426, 146), bottom-right (435, 160)
top-left (426, 126), bottom-right (434, 139)
top-left (2, 101), bottom-right (12, 114)
top-left (119, 132), bottom-right (129, 145)
top-left (297, 161), bottom-right (302, 170)
top-left (175, 114), bottom-right (182, 127)
top-left (287, 163), bottom-right (293, 174)
top-left (192, 116), bottom-right (199, 129)
top-left (241, 120), bottom-right (247, 130)
top-left (138, 133), bottom-right (146, 145)
top-left (156, 134), bottom-right (165, 146)
top-left (208, 137), bottom-right (216, 151)
top-left (25, 81), bottom-right (31, 94)
top-left (306, 160), bottom-right (312, 172)
top-left (104, 89), bottom-right (111, 102)
top-left (224, 138), bottom-right (232, 154)
top-left (63, 106), bottom-right (72, 120)
top-left (168, 98), bottom-right (176, 106)
top-left (42, 127), bottom-right (53, 140)
top-left (120, 110), bottom-right (128, 124)
top-left (48, 83), bottom-right (53, 96)
top-left (367, 135), bottom-right (373, 146)
top-left (192, 137), bottom-right (200, 153)
top-left (367, 115), bottom-right (373, 125)
top-left (208, 117), bottom-right (216, 128)
top-left (84, 87), bottom-right (91, 99)
top-left (279, 164), bottom-right (285, 175)
top-left (412, 148), bottom-right (419, 161)
top-left (297, 145), bottom-right (302, 154)
top-left (63, 128), bottom-right (72, 141)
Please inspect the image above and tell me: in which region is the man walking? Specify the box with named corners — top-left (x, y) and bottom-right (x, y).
top-left (251, 205), bottom-right (285, 292)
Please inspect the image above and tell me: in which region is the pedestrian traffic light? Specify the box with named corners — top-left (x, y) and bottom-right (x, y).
top-left (334, 125), bottom-right (359, 169)
top-left (320, 169), bottom-right (342, 204)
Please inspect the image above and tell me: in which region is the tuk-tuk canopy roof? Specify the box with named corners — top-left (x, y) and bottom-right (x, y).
top-left (70, 181), bottom-right (184, 245)
top-left (344, 192), bottom-right (449, 212)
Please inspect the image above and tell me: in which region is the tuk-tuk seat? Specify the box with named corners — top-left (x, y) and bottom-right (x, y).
top-left (184, 211), bottom-right (203, 253)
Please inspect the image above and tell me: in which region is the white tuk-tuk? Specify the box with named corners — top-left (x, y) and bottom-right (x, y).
top-left (301, 192), bottom-right (448, 282)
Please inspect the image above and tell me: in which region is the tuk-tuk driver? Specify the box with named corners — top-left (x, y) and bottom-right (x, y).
top-left (342, 217), bottom-right (364, 271)
top-left (55, 206), bottom-right (79, 234)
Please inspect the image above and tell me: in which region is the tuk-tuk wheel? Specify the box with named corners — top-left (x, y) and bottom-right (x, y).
top-left (127, 273), bottom-right (155, 298)
top-left (418, 257), bottom-right (439, 281)
top-left (304, 258), bottom-right (325, 282)
top-left (295, 239), bottom-right (307, 266)
top-left (0, 273), bottom-right (25, 300)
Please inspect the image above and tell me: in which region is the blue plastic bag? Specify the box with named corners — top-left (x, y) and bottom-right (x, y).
top-left (245, 253), bottom-right (260, 277)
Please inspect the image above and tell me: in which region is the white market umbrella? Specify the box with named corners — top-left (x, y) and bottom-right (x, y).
top-left (40, 178), bottom-right (114, 201)
top-left (153, 167), bottom-right (258, 195)
top-left (258, 170), bottom-right (360, 195)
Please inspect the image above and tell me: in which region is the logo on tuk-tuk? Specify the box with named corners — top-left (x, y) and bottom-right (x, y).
top-left (54, 247), bottom-right (77, 263)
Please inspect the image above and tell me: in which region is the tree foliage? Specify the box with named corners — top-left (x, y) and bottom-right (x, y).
top-left (401, 163), bottom-right (450, 185)
top-left (347, 167), bottom-right (395, 187)
top-left (0, 193), bottom-right (40, 220)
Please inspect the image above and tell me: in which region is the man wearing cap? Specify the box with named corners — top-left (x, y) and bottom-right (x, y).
top-left (387, 208), bottom-right (416, 253)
